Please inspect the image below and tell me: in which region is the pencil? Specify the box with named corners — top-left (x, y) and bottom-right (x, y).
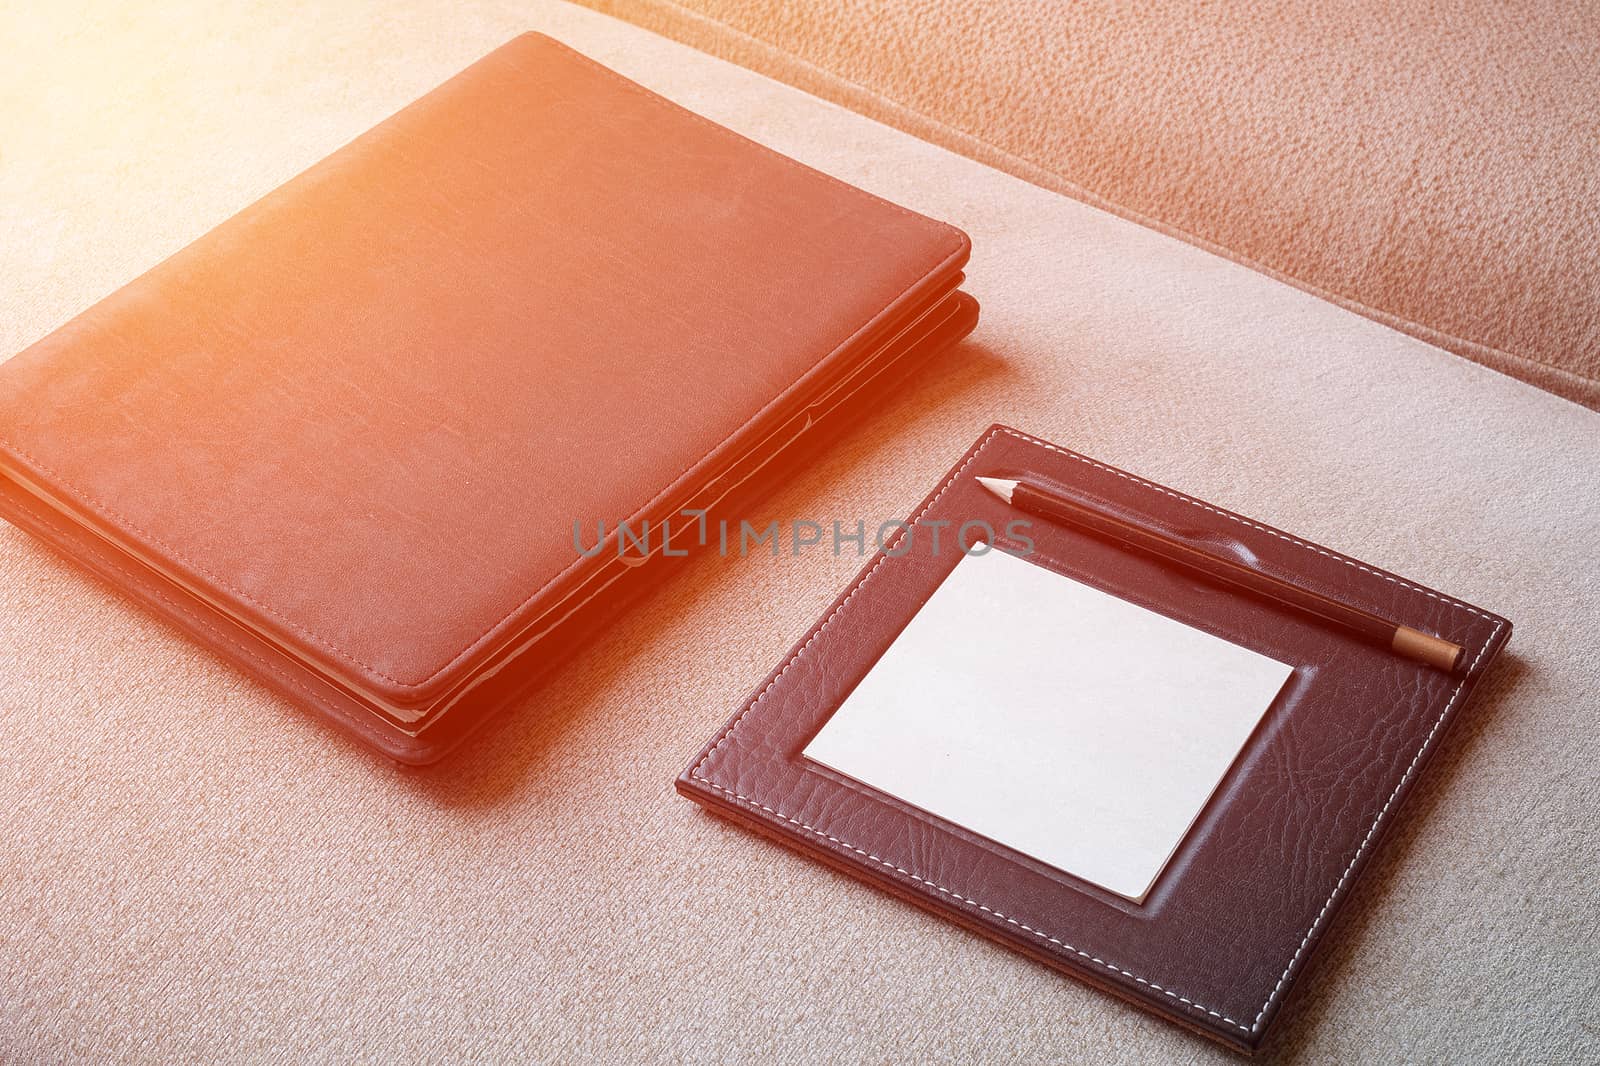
top-left (976, 476), bottom-right (1465, 673)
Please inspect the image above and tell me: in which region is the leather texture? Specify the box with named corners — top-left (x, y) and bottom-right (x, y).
top-left (0, 32), bottom-right (974, 762)
top-left (679, 425), bottom-right (1512, 1053)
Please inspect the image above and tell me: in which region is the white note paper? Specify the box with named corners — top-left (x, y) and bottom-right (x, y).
top-left (803, 546), bottom-right (1293, 903)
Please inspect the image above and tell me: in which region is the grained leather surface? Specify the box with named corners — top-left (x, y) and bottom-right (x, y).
top-left (0, 291), bottom-right (977, 763)
top-left (680, 425), bottom-right (1512, 1052)
top-left (0, 33), bottom-right (972, 758)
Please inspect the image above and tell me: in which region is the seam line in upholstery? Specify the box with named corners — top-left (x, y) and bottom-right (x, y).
top-left (621, 0), bottom-right (1597, 397)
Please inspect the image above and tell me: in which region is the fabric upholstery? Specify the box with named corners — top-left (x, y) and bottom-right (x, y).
top-left (2, 2), bottom-right (1596, 1063)
top-left (581, 0), bottom-right (1600, 408)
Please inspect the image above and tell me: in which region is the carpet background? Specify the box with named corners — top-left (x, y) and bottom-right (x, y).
top-left (2, 2), bottom-right (1597, 1062)
top-left (580, 0), bottom-right (1600, 409)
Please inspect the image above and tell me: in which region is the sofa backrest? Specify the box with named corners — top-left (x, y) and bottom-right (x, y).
top-left (584, 0), bottom-right (1600, 408)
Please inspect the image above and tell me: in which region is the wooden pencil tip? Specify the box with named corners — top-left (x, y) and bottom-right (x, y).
top-left (976, 476), bottom-right (1018, 504)
top-left (1391, 625), bottom-right (1466, 673)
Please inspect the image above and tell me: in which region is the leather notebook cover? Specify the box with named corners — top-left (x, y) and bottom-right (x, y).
top-left (0, 33), bottom-right (975, 763)
top-left (678, 425), bottom-right (1511, 1053)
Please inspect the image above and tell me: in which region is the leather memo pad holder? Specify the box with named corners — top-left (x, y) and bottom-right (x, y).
top-left (679, 425), bottom-right (1511, 1053)
top-left (0, 33), bottom-right (976, 763)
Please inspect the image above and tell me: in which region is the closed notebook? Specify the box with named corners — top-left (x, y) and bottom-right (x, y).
top-left (0, 33), bottom-right (976, 762)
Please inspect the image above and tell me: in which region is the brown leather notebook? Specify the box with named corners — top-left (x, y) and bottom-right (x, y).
top-left (0, 34), bottom-right (975, 762)
top-left (679, 425), bottom-right (1510, 1053)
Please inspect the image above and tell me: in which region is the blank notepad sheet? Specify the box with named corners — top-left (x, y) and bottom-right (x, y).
top-left (803, 546), bottom-right (1294, 903)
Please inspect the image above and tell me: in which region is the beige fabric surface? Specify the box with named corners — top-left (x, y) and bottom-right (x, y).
top-left (2, 3), bottom-right (1598, 1063)
top-left (581, 0), bottom-right (1600, 409)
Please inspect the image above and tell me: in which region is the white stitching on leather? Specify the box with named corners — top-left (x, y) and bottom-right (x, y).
top-left (689, 429), bottom-right (997, 781)
top-left (696, 777), bottom-right (1255, 1030)
top-left (691, 425), bottom-right (1503, 1036)
top-left (995, 427), bottom-right (1494, 621)
top-left (1249, 620), bottom-right (1500, 1030)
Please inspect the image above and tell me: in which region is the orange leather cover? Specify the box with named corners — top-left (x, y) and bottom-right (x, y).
top-left (0, 33), bottom-right (975, 762)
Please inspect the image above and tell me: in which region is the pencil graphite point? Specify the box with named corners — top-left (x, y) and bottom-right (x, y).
top-left (976, 476), bottom-right (1018, 504)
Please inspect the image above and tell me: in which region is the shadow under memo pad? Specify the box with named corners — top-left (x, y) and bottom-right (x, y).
top-left (802, 544), bottom-right (1295, 905)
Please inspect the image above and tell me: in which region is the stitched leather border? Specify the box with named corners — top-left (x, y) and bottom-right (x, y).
top-left (682, 425), bottom-right (1510, 1050)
